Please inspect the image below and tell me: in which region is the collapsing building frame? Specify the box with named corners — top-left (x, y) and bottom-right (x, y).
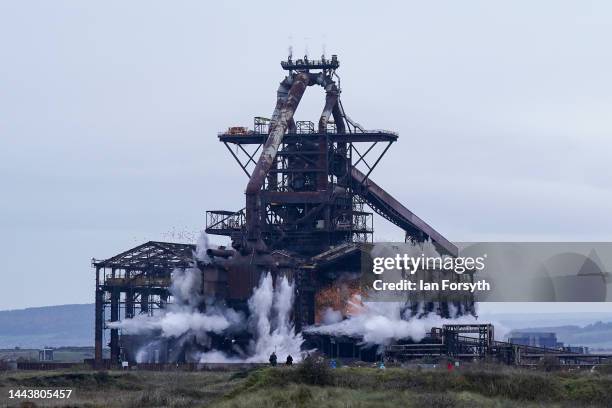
top-left (93, 55), bottom-right (475, 366)
top-left (93, 242), bottom-right (195, 365)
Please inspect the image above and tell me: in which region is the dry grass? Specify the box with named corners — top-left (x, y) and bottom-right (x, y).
top-left (1, 364), bottom-right (611, 407)
top-left (0, 370), bottom-right (244, 407)
top-left (213, 384), bottom-right (580, 408)
top-left (221, 363), bottom-right (612, 408)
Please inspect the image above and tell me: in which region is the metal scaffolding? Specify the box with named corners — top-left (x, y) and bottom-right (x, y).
top-left (92, 241), bottom-right (195, 367)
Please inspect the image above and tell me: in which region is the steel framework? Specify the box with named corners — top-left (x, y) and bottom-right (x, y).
top-left (208, 55), bottom-right (456, 257)
top-left (93, 56), bottom-right (471, 365)
top-left (92, 241), bottom-right (195, 366)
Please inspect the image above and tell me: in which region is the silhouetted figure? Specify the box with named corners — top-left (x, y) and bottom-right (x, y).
top-left (286, 355), bottom-right (293, 365)
top-left (269, 352), bottom-right (277, 366)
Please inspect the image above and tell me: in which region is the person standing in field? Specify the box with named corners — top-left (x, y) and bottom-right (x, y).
top-left (269, 352), bottom-right (277, 366)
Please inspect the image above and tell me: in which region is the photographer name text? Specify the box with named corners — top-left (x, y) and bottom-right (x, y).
top-left (372, 279), bottom-right (490, 293)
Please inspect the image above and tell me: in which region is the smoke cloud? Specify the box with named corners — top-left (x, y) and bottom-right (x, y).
top-left (308, 301), bottom-right (486, 345)
top-left (321, 307), bottom-right (343, 325)
top-left (198, 272), bottom-right (304, 363)
top-left (109, 233), bottom-right (303, 363)
top-left (108, 233), bottom-right (499, 363)
top-left (107, 235), bottom-right (246, 361)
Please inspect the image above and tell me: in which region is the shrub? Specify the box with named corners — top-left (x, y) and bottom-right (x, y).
top-left (413, 392), bottom-right (457, 408)
top-left (295, 356), bottom-right (332, 386)
top-left (595, 363), bottom-right (612, 375)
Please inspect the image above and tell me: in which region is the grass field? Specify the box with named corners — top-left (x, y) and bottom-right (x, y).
top-left (1, 362), bottom-right (612, 407)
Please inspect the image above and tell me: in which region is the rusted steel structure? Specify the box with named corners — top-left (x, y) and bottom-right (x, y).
top-left (201, 55), bottom-right (470, 329)
top-left (93, 56), bottom-right (470, 366)
top-left (92, 242), bottom-right (195, 366)
top-left (209, 55), bottom-right (456, 257)
top-left (381, 324), bottom-right (612, 367)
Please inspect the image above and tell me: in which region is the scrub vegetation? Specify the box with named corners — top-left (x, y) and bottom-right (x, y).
top-left (2, 361), bottom-right (612, 407)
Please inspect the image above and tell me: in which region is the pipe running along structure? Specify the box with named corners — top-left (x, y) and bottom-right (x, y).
top-left (241, 58), bottom-right (456, 256)
top-left (244, 69), bottom-right (348, 251)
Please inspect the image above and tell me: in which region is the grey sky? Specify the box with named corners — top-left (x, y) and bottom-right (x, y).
top-left (1, 1), bottom-right (612, 310)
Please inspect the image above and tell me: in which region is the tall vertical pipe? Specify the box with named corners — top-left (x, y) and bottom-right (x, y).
top-left (245, 72), bottom-right (310, 247)
top-left (109, 288), bottom-right (119, 364)
top-left (317, 85), bottom-right (339, 189)
top-left (318, 86), bottom-right (338, 133)
top-left (331, 101), bottom-right (346, 133)
top-left (269, 76), bottom-right (293, 129)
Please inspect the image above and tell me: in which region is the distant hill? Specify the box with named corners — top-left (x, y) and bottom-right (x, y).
top-left (0, 304), bottom-right (93, 348)
top-left (2, 304), bottom-right (612, 350)
top-left (508, 321), bottom-right (612, 349)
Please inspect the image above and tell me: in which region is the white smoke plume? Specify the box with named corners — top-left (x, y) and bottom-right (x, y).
top-left (170, 267), bottom-right (203, 307)
top-left (307, 301), bottom-right (479, 345)
top-left (248, 273), bottom-right (303, 362)
top-left (109, 233), bottom-right (503, 363)
top-left (321, 307), bottom-right (343, 325)
top-left (108, 234), bottom-right (245, 347)
top-left (194, 233), bottom-right (211, 263)
top-left (108, 233), bottom-right (303, 363)
top-left (307, 300), bottom-right (510, 346)
top-left (301, 240), bottom-right (509, 346)
top-left (198, 272), bottom-right (304, 363)
top-left (108, 265), bottom-right (245, 338)
top-left (109, 309), bottom-right (239, 338)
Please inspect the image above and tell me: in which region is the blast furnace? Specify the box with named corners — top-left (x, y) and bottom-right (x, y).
top-left (93, 56), bottom-right (473, 366)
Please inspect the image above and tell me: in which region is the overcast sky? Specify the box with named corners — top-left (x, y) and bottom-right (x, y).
top-left (1, 1), bottom-right (611, 311)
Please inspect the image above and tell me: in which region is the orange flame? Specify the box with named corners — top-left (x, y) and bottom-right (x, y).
top-left (314, 279), bottom-right (365, 324)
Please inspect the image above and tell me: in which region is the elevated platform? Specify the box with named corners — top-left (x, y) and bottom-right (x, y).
top-left (281, 56), bottom-right (339, 71)
top-left (205, 209), bottom-right (245, 237)
top-left (218, 131), bottom-right (398, 145)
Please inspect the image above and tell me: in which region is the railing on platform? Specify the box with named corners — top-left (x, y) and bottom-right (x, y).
top-left (205, 209), bottom-right (245, 233)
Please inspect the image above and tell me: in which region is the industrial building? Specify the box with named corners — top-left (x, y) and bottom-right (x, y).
top-left (92, 56), bottom-right (599, 368)
top-left (508, 332), bottom-right (563, 349)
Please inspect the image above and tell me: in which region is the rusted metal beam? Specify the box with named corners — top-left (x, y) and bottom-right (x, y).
top-left (262, 191), bottom-right (329, 204)
top-left (332, 100), bottom-right (346, 133)
top-left (351, 167), bottom-right (458, 256)
top-left (318, 87), bottom-right (338, 133)
top-left (206, 248), bottom-right (235, 258)
top-left (224, 142), bottom-right (251, 178)
top-left (360, 141), bottom-right (393, 185)
top-left (94, 266), bottom-right (103, 367)
top-left (245, 72), bottom-right (310, 247)
top-left (109, 288), bottom-right (120, 364)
